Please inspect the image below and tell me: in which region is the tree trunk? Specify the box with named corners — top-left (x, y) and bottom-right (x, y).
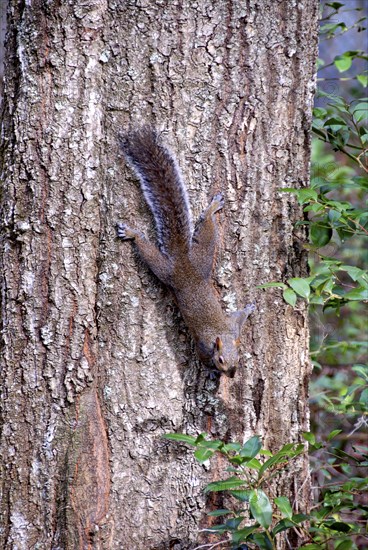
top-left (0, 1), bottom-right (318, 548)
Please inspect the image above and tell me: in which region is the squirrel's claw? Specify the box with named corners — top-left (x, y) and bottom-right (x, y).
top-left (209, 193), bottom-right (225, 215)
top-left (116, 222), bottom-right (135, 240)
top-left (243, 303), bottom-right (256, 316)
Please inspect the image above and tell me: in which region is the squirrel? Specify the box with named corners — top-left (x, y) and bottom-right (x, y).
top-left (117, 126), bottom-right (254, 378)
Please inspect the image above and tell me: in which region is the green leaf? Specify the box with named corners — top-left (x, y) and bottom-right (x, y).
top-left (353, 102), bottom-right (368, 122)
top-left (324, 116), bottom-right (347, 130)
top-left (250, 532), bottom-right (274, 550)
top-left (207, 509), bottom-right (232, 517)
top-left (313, 107), bottom-right (327, 119)
top-left (204, 524), bottom-right (227, 533)
top-left (228, 455), bottom-right (246, 466)
top-left (278, 187), bottom-right (299, 193)
top-left (309, 295), bottom-right (325, 306)
top-left (194, 447), bottom-right (215, 463)
top-left (273, 518), bottom-right (294, 535)
top-left (340, 265), bottom-right (366, 282)
top-left (327, 429), bottom-right (342, 441)
top-left (304, 203), bottom-right (325, 213)
top-left (283, 287), bottom-right (297, 307)
top-left (230, 489), bottom-right (250, 502)
top-left (335, 541), bottom-right (353, 550)
top-left (163, 433), bottom-right (197, 445)
top-left (225, 516), bottom-right (245, 530)
top-left (296, 188), bottom-right (319, 204)
top-left (232, 524), bottom-right (258, 544)
top-left (249, 489), bottom-right (273, 529)
top-left (320, 22), bottom-right (347, 35)
top-left (260, 449), bottom-right (273, 457)
top-left (324, 199), bottom-right (350, 212)
top-left (328, 100), bottom-right (349, 114)
top-left (245, 458), bottom-right (262, 470)
top-left (205, 476), bottom-right (245, 493)
top-left (196, 439), bottom-right (223, 450)
top-left (257, 282), bottom-right (287, 289)
top-left (288, 278), bottom-right (311, 300)
top-left (222, 442), bottom-right (242, 452)
top-left (312, 125), bottom-right (327, 139)
top-left (194, 433), bottom-right (208, 444)
top-left (359, 388), bottom-right (368, 404)
top-left (326, 2), bottom-right (344, 9)
top-left (328, 209), bottom-right (341, 222)
top-left (344, 286), bottom-right (368, 300)
top-left (258, 445), bottom-right (304, 478)
top-left (324, 521), bottom-right (352, 532)
top-left (302, 432), bottom-right (316, 444)
top-left (240, 435), bottom-right (262, 459)
top-left (325, 113), bottom-right (348, 125)
top-left (292, 513), bottom-right (309, 523)
top-left (334, 54), bottom-right (352, 72)
top-left (316, 57), bottom-right (325, 69)
top-left (352, 364), bottom-right (368, 380)
top-left (357, 74), bottom-right (368, 88)
top-left (357, 74), bottom-right (368, 87)
top-left (310, 222), bottom-right (333, 247)
top-left (274, 496), bottom-right (293, 519)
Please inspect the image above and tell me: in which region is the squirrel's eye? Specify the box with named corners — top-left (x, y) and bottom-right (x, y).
top-left (218, 356), bottom-right (225, 365)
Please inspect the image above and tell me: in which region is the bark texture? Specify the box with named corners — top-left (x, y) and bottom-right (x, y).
top-left (0, 1), bottom-right (318, 548)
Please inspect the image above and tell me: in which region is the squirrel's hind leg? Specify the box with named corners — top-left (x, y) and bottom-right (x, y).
top-left (231, 303), bottom-right (255, 337)
top-left (190, 193), bottom-right (224, 279)
top-left (117, 223), bottom-right (172, 284)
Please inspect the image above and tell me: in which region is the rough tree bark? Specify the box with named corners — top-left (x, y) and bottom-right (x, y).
top-left (0, 1), bottom-right (318, 548)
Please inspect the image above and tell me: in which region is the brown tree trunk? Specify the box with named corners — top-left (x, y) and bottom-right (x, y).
top-left (0, 1), bottom-right (318, 548)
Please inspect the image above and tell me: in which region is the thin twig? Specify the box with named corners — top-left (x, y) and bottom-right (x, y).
top-left (356, 149), bottom-right (368, 174)
top-left (193, 537), bottom-right (230, 550)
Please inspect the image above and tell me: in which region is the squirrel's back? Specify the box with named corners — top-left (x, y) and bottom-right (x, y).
top-left (119, 127), bottom-right (193, 255)
top-left (118, 127), bottom-right (255, 378)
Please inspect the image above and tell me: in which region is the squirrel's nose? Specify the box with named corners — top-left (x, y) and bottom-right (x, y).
top-left (227, 367), bottom-right (236, 378)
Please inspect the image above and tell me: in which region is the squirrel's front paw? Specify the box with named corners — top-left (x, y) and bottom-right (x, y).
top-left (116, 222), bottom-right (135, 240)
top-left (210, 193), bottom-right (225, 214)
top-left (244, 303), bottom-right (256, 315)
top-left (239, 303), bottom-right (256, 322)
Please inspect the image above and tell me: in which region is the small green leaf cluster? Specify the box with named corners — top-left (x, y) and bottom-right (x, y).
top-left (309, 2), bottom-right (367, 498)
top-left (257, 279), bottom-right (312, 307)
top-left (257, 261), bottom-right (368, 309)
top-left (257, 111), bottom-right (367, 311)
top-left (260, 130), bottom-right (367, 311)
top-left (163, 432), bottom-right (367, 549)
top-left (257, 166), bottom-right (367, 310)
top-left (310, 362), bottom-right (368, 415)
top-left (257, 2), bottom-right (367, 314)
top-left (312, 96), bottom-right (367, 172)
top-left (303, 431), bottom-right (368, 550)
top-left (306, 5), bottom-right (367, 545)
top-left (163, 433), bottom-right (306, 549)
top-left (318, 4), bottom-right (367, 97)
top-left (319, 2), bottom-right (367, 89)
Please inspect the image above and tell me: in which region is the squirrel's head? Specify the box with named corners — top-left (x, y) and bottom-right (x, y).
top-left (213, 335), bottom-right (240, 378)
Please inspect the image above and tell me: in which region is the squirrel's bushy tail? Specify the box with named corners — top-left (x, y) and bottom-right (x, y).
top-left (119, 126), bottom-right (193, 255)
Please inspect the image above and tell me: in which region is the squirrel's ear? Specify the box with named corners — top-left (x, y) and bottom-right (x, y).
top-left (215, 337), bottom-right (223, 351)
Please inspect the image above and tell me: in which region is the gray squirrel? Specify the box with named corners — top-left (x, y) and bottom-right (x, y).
top-left (117, 127), bottom-right (254, 378)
